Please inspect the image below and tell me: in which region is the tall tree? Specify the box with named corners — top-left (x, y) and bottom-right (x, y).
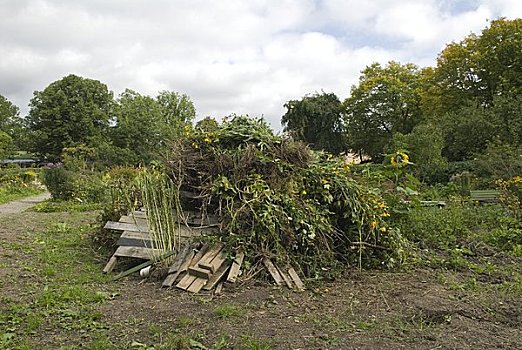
top-left (0, 94), bottom-right (25, 151)
top-left (343, 61), bottom-right (423, 160)
top-left (110, 89), bottom-right (164, 164)
top-left (26, 74), bottom-right (113, 160)
top-left (281, 92), bottom-right (345, 154)
top-left (109, 89), bottom-right (196, 165)
top-left (431, 18), bottom-right (522, 116)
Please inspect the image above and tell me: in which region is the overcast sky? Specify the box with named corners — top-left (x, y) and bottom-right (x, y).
top-left (1, 0), bottom-right (521, 130)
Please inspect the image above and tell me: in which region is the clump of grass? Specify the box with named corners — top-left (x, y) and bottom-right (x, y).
top-left (137, 169), bottom-right (181, 260)
top-left (214, 304), bottom-right (244, 319)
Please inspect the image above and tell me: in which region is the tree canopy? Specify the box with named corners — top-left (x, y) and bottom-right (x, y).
top-left (281, 92), bottom-right (345, 154)
top-left (26, 74), bottom-right (114, 161)
top-left (343, 61), bottom-right (423, 160)
top-left (107, 89), bottom-right (196, 165)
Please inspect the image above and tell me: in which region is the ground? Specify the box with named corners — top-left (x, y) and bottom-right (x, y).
top-left (0, 197), bottom-right (520, 349)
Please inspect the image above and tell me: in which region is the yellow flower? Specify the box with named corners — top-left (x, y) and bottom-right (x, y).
top-left (191, 142), bottom-right (199, 149)
top-left (380, 227), bottom-right (387, 232)
top-left (204, 137), bottom-right (212, 144)
top-left (380, 212), bottom-right (390, 217)
top-left (370, 221), bottom-right (377, 229)
top-left (390, 151), bottom-right (409, 168)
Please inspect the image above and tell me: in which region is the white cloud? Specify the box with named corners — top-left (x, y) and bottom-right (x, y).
top-left (0, 0), bottom-right (519, 129)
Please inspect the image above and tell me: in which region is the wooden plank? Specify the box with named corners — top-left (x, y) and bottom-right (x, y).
top-left (113, 246), bottom-right (163, 260)
top-left (176, 273), bottom-right (197, 290)
top-left (116, 237), bottom-right (155, 248)
top-left (103, 255), bottom-right (118, 274)
top-left (162, 250), bottom-right (195, 287)
top-left (263, 258), bottom-right (283, 286)
top-left (197, 243), bottom-right (224, 267)
top-left (214, 282), bottom-right (223, 295)
top-left (104, 221), bottom-right (149, 233)
top-left (189, 244), bottom-right (210, 267)
top-left (287, 267), bottom-right (305, 291)
top-left (119, 215), bottom-right (148, 225)
top-left (131, 210), bottom-right (147, 218)
top-left (226, 251), bottom-right (244, 283)
top-left (277, 266), bottom-right (294, 289)
top-left (167, 245), bottom-right (193, 273)
top-left (119, 230), bottom-right (151, 240)
top-left (203, 262), bottom-right (231, 290)
top-left (199, 250), bottom-right (226, 274)
top-left (186, 277), bottom-right (207, 293)
top-left (188, 266), bottom-right (211, 279)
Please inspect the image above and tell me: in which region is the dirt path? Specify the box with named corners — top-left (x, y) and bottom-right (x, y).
top-left (0, 192), bottom-right (50, 216)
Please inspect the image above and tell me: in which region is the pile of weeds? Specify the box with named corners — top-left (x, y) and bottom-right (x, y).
top-left (165, 116), bottom-right (409, 278)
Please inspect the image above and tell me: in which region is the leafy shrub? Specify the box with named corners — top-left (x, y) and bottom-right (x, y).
top-left (42, 165), bottom-right (76, 200)
top-left (42, 164), bottom-right (108, 202)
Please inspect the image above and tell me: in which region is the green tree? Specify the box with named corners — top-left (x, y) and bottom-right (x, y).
top-left (109, 89), bottom-right (196, 165)
top-left (0, 131), bottom-right (13, 159)
top-left (157, 90), bottom-right (195, 138)
top-left (26, 74), bottom-right (113, 161)
top-left (0, 94), bottom-right (26, 151)
top-left (281, 92), bottom-right (345, 154)
top-left (110, 89), bottom-right (164, 165)
top-left (431, 18), bottom-right (522, 115)
top-left (343, 61), bottom-right (423, 160)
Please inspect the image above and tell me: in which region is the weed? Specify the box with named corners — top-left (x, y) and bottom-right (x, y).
top-left (214, 304), bottom-right (244, 319)
top-left (241, 336), bottom-right (273, 350)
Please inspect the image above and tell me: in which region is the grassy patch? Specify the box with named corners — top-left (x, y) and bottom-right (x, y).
top-left (0, 222), bottom-right (112, 348)
top-left (213, 304), bottom-right (244, 319)
top-left (0, 185), bottom-right (43, 204)
top-left (32, 199), bottom-right (103, 213)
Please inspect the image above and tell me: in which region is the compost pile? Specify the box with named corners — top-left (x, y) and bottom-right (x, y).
top-left (165, 116), bottom-right (402, 278)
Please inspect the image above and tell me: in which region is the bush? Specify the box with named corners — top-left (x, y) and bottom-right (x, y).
top-left (42, 164), bottom-right (108, 202)
top-left (42, 165), bottom-right (76, 200)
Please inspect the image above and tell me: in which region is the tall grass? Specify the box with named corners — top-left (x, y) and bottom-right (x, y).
top-left (136, 169), bottom-right (180, 260)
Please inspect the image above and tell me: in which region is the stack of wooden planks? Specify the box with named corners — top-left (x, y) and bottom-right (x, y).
top-left (103, 211), bottom-right (306, 294)
top-left (102, 210), bottom-right (217, 274)
top-left (162, 243), bottom-right (245, 293)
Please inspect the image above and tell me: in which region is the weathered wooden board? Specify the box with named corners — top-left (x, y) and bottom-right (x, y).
top-left (287, 267), bottom-right (305, 291)
top-left (113, 246), bottom-right (163, 260)
top-left (116, 237), bottom-right (155, 248)
top-left (203, 262), bottom-right (231, 291)
top-left (162, 250), bottom-right (195, 287)
top-left (186, 277), bottom-right (207, 293)
top-left (188, 266), bottom-right (211, 279)
top-left (277, 266), bottom-right (294, 289)
top-left (167, 245), bottom-right (194, 274)
top-left (104, 221), bottom-right (149, 233)
top-left (197, 243), bottom-right (224, 267)
top-left (227, 251), bottom-right (244, 283)
top-left (119, 215), bottom-right (148, 225)
top-left (103, 255), bottom-right (118, 273)
top-left (263, 258), bottom-right (283, 286)
top-left (176, 273), bottom-right (197, 290)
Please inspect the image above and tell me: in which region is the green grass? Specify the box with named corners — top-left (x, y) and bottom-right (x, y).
top-left (0, 222), bottom-right (112, 349)
top-left (213, 304), bottom-right (244, 319)
top-left (0, 185), bottom-right (44, 204)
top-left (32, 199), bottom-right (103, 213)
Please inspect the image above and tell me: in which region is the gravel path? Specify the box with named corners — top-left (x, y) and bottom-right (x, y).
top-left (0, 192), bottom-right (51, 216)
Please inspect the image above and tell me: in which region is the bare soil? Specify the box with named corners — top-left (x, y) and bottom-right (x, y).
top-left (0, 203), bottom-right (520, 349)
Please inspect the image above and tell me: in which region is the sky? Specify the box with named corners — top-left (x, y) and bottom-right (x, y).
top-left (1, 0), bottom-right (521, 130)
